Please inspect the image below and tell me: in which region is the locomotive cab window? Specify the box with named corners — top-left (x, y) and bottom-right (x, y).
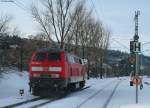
top-left (33, 53), bottom-right (46, 61)
top-left (79, 59), bottom-right (82, 64)
top-left (48, 53), bottom-right (61, 61)
top-left (67, 54), bottom-right (75, 63)
top-left (74, 57), bottom-right (81, 64)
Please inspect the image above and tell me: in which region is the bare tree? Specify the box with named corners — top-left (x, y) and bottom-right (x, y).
top-left (78, 16), bottom-right (111, 78)
top-left (31, 0), bottom-right (111, 78)
top-left (31, 0), bottom-right (81, 49)
top-left (31, 5), bottom-right (52, 43)
top-left (98, 27), bottom-right (111, 78)
top-left (0, 14), bottom-right (11, 70)
top-left (11, 27), bottom-right (21, 36)
top-left (68, 1), bottom-right (93, 55)
top-left (0, 14), bottom-right (12, 34)
top-left (68, 1), bottom-right (85, 53)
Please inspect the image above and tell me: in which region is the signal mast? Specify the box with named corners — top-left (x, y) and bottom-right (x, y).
top-left (130, 10), bottom-right (141, 104)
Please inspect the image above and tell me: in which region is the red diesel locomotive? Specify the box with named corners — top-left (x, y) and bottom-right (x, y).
top-left (29, 48), bottom-right (87, 96)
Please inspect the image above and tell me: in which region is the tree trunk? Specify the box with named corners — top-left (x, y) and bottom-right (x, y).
top-left (100, 57), bottom-right (103, 79)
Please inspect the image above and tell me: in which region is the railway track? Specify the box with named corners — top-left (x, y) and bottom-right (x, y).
top-left (1, 86), bottom-right (91, 108)
top-left (1, 79), bottom-right (118, 108)
top-left (102, 80), bottom-right (121, 108)
top-left (144, 81), bottom-right (150, 85)
top-left (27, 86), bottom-right (92, 108)
top-left (75, 79), bottom-right (122, 108)
top-left (1, 97), bottom-right (42, 108)
top-left (18, 97), bottom-right (58, 108)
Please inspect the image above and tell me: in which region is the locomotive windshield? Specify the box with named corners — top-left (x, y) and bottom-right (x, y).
top-left (48, 53), bottom-right (61, 61)
top-left (33, 53), bottom-right (46, 61)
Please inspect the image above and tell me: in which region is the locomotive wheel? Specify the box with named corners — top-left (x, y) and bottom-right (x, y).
top-left (57, 88), bottom-right (68, 97)
top-left (32, 86), bottom-right (40, 96)
top-left (79, 81), bottom-right (85, 88)
top-left (68, 83), bottom-right (76, 91)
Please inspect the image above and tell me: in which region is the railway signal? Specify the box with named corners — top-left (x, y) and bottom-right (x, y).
top-left (129, 10), bottom-right (142, 104)
top-left (19, 89), bottom-right (24, 96)
top-left (134, 42), bottom-right (141, 53)
top-left (130, 41), bottom-right (134, 53)
top-left (132, 76), bottom-right (142, 85)
top-left (130, 41), bottom-right (141, 53)
top-left (129, 54), bottom-right (136, 76)
top-left (129, 56), bottom-right (135, 64)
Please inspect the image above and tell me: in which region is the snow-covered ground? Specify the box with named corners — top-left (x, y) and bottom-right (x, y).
top-left (0, 69), bottom-right (38, 107)
top-left (0, 69), bottom-right (150, 108)
top-left (0, 69), bottom-right (29, 99)
top-left (107, 77), bottom-right (150, 108)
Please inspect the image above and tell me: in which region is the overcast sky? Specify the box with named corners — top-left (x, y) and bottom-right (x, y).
top-left (0, 0), bottom-right (150, 56)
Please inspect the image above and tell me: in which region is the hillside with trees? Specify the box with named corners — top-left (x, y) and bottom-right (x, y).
top-left (1, 34), bottom-right (150, 77)
top-left (0, 0), bottom-right (110, 78)
top-left (1, 0), bottom-right (149, 77)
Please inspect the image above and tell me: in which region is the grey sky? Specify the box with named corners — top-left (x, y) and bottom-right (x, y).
top-left (0, 0), bottom-right (150, 55)
top-left (93, 0), bottom-right (150, 55)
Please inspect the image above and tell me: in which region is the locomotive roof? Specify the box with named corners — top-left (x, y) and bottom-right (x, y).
top-left (36, 48), bottom-right (64, 53)
top-left (35, 48), bottom-right (81, 58)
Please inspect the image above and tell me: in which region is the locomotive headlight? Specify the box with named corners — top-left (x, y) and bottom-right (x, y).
top-left (31, 66), bottom-right (43, 71)
top-left (33, 74), bottom-right (40, 77)
top-left (49, 67), bottom-right (62, 72)
top-left (51, 74), bottom-right (60, 78)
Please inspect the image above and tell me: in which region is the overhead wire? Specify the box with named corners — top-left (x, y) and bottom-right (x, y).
top-left (15, 0), bottom-right (28, 9)
top-left (12, 1), bottom-right (27, 11)
top-left (0, 0), bottom-right (27, 12)
top-left (111, 38), bottom-right (129, 50)
top-left (96, 0), bottom-right (105, 19)
top-left (1, 0), bottom-right (31, 13)
top-left (15, 0), bottom-right (31, 12)
top-left (89, 0), bottom-right (99, 17)
top-left (88, 0), bottom-right (105, 21)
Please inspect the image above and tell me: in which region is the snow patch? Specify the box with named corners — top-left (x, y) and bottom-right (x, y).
top-left (120, 104), bottom-right (150, 108)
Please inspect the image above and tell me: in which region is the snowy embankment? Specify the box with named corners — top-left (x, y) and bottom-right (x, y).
top-left (0, 69), bottom-right (115, 107)
top-left (107, 76), bottom-right (150, 108)
top-left (120, 104), bottom-right (150, 108)
top-left (1, 69), bottom-right (150, 108)
top-left (0, 69), bottom-right (30, 99)
top-left (0, 69), bottom-right (38, 107)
